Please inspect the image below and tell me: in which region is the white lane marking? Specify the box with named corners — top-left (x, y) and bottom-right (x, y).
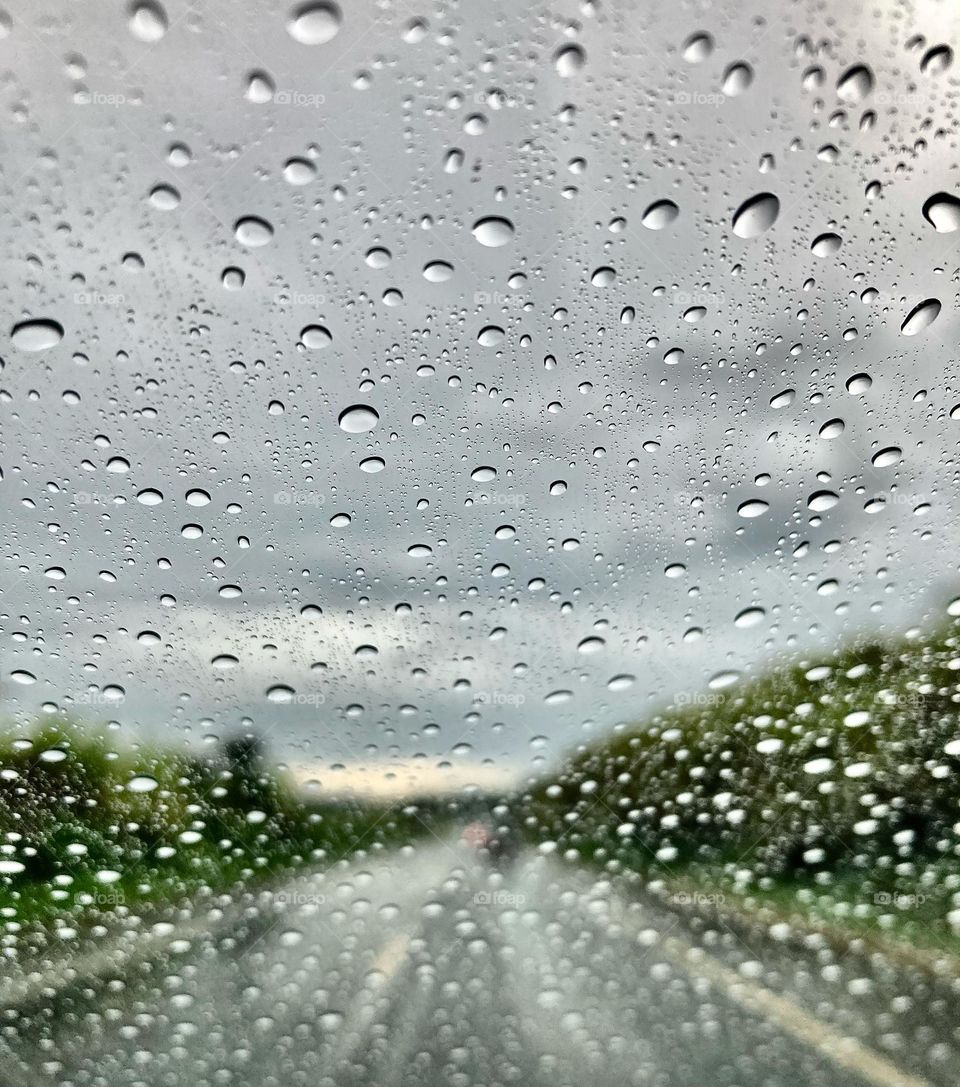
top-left (657, 934), bottom-right (933, 1087)
top-left (330, 931), bottom-right (413, 1066)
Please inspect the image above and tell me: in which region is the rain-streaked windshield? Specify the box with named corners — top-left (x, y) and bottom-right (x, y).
top-left (3, 2), bottom-right (960, 1085)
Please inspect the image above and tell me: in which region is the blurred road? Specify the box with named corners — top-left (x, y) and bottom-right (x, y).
top-left (3, 841), bottom-right (957, 1087)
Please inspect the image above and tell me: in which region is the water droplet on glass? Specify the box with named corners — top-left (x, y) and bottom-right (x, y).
top-left (836, 63), bottom-right (874, 103)
top-left (900, 298), bottom-right (941, 336)
top-left (266, 684), bottom-right (296, 704)
top-left (811, 231), bottom-right (842, 256)
top-left (872, 446), bottom-right (901, 468)
top-left (127, 775), bottom-right (159, 793)
top-left (721, 62), bottom-right (753, 96)
top-left (732, 192), bottom-right (780, 238)
top-left (288, 2), bottom-right (342, 45)
top-left (234, 216), bottom-right (274, 247)
top-left (641, 199), bottom-right (679, 230)
top-left (682, 32), bottom-right (713, 64)
top-left (553, 44), bottom-right (586, 76)
top-left (338, 404), bottom-right (379, 433)
top-left (283, 158), bottom-right (316, 185)
top-left (245, 70), bottom-right (275, 103)
top-left (472, 216), bottom-right (515, 247)
top-left (128, 1), bottom-right (167, 42)
top-left (301, 324), bottom-right (332, 348)
top-left (11, 318), bottom-right (63, 351)
top-left (922, 192), bottom-right (960, 232)
top-left (920, 44), bottom-right (953, 74)
top-left (737, 499), bottom-right (769, 518)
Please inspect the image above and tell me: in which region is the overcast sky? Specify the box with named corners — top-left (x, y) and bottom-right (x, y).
top-left (2, 0), bottom-right (959, 795)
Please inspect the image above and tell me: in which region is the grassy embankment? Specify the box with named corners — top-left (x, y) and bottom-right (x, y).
top-left (0, 724), bottom-right (432, 952)
top-left (521, 621), bottom-right (960, 957)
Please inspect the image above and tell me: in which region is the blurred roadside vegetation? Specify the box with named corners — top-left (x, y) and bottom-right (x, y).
top-left (0, 723), bottom-right (440, 953)
top-left (520, 618), bottom-right (960, 953)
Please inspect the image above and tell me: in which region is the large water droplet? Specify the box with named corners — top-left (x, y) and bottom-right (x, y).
top-left (472, 217), bottom-right (515, 247)
top-left (900, 298), bottom-right (941, 336)
top-left (921, 44), bottom-right (953, 75)
top-left (128, 1), bottom-right (167, 42)
top-left (682, 32), bottom-right (713, 64)
top-left (641, 199), bottom-right (679, 230)
top-left (234, 217), bottom-right (274, 248)
top-left (338, 404), bottom-right (379, 433)
top-left (301, 324), bottom-right (332, 348)
top-left (737, 499), bottom-right (769, 519)
top-left (553, 44), bottom-right (586, 76)
top-left (732, 192), bottom-right (780, 238)
top-left (811, 231), bottom-right (842, 257)
top-left (11, 318), bottom-right (63, 351)
top-left (288, 2), bottom-right (342, 45)
top-left (127, 775), bottom-right (159, 793)
top-left (922, 192), bottom-right (960, 232)
top-left (722, 62), bottom-right (754, 96)
top-left (872, 446), bottom-right (902, 468)
top-left (836, 64), bottom-right (874, 103)
top-left (245, 70), bottom-right (275, 103)
top-left (266, 684), bottom-right (296, 704)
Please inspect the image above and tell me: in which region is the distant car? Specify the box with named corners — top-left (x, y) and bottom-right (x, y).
top-left (461, 820), bottom-right (492, 850)
top-left (461, 820), bottom-right (519, 868)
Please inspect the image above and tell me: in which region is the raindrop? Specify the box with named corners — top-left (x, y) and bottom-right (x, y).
top-left (607, 674), bottom-right (635, 692)
top-left (301, 324), bottom-right (332, 348)
top-left (808, 490), bottom-right (839, 511)
top-left (811, 232), bottom-right (842, 256)
top-left (920, 44), bottom-right (952, 74)
top-left (900, 298), bottom-right (941, 336)
top-left (819, 418), bottom-right (845, 438)
top-left (922, 193), bottom-right (960, 232)
top-left (872, 446), bottom-right (901, 468)
top-left (734, 606), bottom-right (766, 628)
top-left (128, 1), bottom-right (167, 42)
top-left (682, 32), bottom-right (713, 64)
top-left (245, 70), bottom-right (275, 103)
top-left (591, 266), bottom-right (616, 287)
top-left (11, 319), bottom-right (63, 351)
top-left (721, 62), bottom-right (753, 96)
top-left (836, 64), bottom-right (874, 103)
top-left (234, 216), bottom-right (274, 247)
top-left (846, 373), bottom-right (872, 394)
top-left (288, 2), bottom-right (342, 45)
top-left (545, 689), bottom-right (573, 705)
top-left (553, 44), bottom-right (586, 76)
top-left (732, 192), bottom-right (780, 238)
top-left (423, 261), bottom-right (453, 282)
top-left (577, 636), bottom-right (605, 654)
top-left (127, 775), bottom-right (159, 793)
top-left (283, 158), bottom-right (316, 185)
top-left (472, 216), bottom-right (515, 247)
top-left (737, 499), bottom-right (769, 518)
top-left (149, 183), bottom-right (180, 210)
top-left (478, 325), bottom-right (505, 346)
top-left (266, 684), bottom-right (296, 704)
top-left (338, 404), bottom-right (379, 433)
top-left (641, 199), bottom-right (679, 230)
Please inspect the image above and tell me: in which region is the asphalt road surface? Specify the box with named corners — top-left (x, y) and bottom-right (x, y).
top-left (2, 841), bottom-right (957, 1087)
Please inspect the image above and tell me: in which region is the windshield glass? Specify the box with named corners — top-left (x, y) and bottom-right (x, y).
top-left (3, 2), bottom-right (960, 1085)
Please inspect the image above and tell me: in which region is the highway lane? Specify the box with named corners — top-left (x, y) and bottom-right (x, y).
top-left (2, 841), bottom-right (955, 1087)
